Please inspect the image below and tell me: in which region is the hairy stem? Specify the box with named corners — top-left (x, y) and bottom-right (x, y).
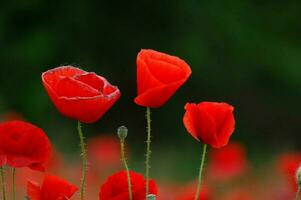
top-left (145, 107), bottom-right (152, 196)
top-left (77, 121), bottom-right (87, 200)
top-left (194, 144), bottom-right (207, 200)
top-left (120, 139), bottom-right (133, 200)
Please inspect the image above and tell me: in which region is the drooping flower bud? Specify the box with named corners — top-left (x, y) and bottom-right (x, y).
top-left (117, 126), bottom-right (128, 140)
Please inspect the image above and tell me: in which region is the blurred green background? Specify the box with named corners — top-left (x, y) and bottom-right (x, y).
top-left (0, 0), bottom-right (301, 181)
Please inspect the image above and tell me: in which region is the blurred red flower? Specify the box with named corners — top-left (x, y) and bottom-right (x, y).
top-left (88, 135), bottom-right (121, 168)
top-left (134, 49), bottom-right (191, 108)
top-left (42, 66), bottom-right (121, 123)
top-left (207, 142), bottom-right (248, 181)
top-left (0, 120), bottom-right (51, 171)
top-left (183, 102), bottom-right (235, 148)
top-left (278, 153), bottom-right (301, 191)
top-left (14, 149), bottom-right (63, 189)
top-left (176, 183), bottom-right (212, 200)
top-left (27, 175), bottom-right (78, 200)
top-left (156, 183), bottom-right (178, 200)
top-left (44, 149), bottom-right (64, 173)
top-left (99, 170), bottom-right (158, 200)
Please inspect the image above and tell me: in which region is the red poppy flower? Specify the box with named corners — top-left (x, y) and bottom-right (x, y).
top-left (88, 135), bottom-right (121, 169)
top-left (27, 175), bottom-right (78, 200)
top-left (183, 102), bottom-right (235, 148)
top-left (134, 49), bottom-right (191, 108)
top-left (0, 120), bottom-right (51, 171)
top-left (156, 184), bottom-right (178, 200)
top-left (99, 170), bottom-right (158, 200)
top-left (278, 153), bottom-right (301, 192)
top-left (207, 142), bottom-right (248, 181)
top-left (42, 66), bottom-right (121, 123)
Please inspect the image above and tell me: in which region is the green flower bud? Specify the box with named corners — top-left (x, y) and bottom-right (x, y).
top-left (117, 126), bottom-right (128, 140)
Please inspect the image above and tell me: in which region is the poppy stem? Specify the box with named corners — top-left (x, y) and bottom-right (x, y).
top-left (77, 121), bottom-right (87, 200)
top-left (12, 168), bottom-right (16, 200)
top-left (119, 133), bottom-right (133, 200)
top-left (0, 167), bottom-right (6, 200)
top-left (295, 186), bottom-right (300, 200)
top-left (145, 107), bottom-right (152, 196)
top-left (194, 144), bottom-right (207, 200)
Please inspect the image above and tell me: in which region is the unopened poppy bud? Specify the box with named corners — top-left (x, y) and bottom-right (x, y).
top-left (296, 165), bottom-right (301, 186)
top-left (117, 126), bottom-right (128, 140)
top-left (146, 194), bottom-right (156, 200)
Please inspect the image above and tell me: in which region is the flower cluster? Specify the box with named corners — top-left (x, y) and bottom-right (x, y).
top-left (1, 48), bottom-right (298, 200)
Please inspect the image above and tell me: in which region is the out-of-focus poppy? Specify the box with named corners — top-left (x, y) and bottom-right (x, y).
top-left (278, 152), bottom-right (301, 192)
top-left (99, 170), bottom-right (158, 200)
top-left (88, 135), bottom-right (121, 169)
top-left (27, 175), bottom-right (78, 200)
top-left (207, 142), bottom-right (248, 181)
top-left (0, 120), bottom-right (51, 171)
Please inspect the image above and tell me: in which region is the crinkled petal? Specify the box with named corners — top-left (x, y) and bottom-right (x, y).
top-left (56, 77), bottom-right (100, 98)
top-left (42, 66), bottom-right (121, 123)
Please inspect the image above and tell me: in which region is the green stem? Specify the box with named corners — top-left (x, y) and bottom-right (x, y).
top-left (0, 167), bottom-right (6, 200)
top-left (295, 186), bottom-right (300, 200)
top-left (120, 140), bottom-right (133, 200)
top-left (12, 168), bottom-right (16, 200)
top-left (145, 107), bottom-right (152, 196)
top-left (194, 144), bottom-right (207, 200)
top-left (77, 121), bottom-right (87, 200)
